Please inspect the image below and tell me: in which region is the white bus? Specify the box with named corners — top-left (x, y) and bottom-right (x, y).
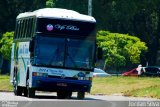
top-left (10, 8), bottom-right (96, 99)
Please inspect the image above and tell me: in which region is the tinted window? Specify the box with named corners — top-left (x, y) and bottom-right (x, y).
top-left (37, 18), bottom-right (96, 36)
top-left (65, 39), bottom-right (94, 69)
top-left (34, 36), bottom-right (65, 67)
top-left (33, 36), bottom-right (95, 70)
top-left (145, 67), bottom-right (159, 73)
top-left (28, 18), bottom-right (33, 38)
top-left (18, 20), bottom-right (23, 38)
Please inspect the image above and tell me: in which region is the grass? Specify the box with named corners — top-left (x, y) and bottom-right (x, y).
top-left (91, 76), bottom-right (160, 99)
top-left (124, 85), bottom-right (160, 98)
top-left (1, 75), bottom-right (160, 99)
top-left (0, 75), bottom-right (13, 91)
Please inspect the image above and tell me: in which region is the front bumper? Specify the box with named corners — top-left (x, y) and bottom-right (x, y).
top-left (32, 76), bottom-right (92, 92)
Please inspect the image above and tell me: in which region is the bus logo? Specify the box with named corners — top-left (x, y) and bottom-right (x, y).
top-left (61, 74), bottom-right (65, 79)
top-left (47, 24), bottom-right (79, 31)
top-left (47, 24), bottom-right (54, 31)
top-left (55, 24), bottom-right (79, 31)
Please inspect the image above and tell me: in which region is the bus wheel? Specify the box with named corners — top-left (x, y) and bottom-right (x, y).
top-left (13, 74), bottom-right (22, 96)
top-left (23, 88), bottom-right (28, 97)
top-left (65, 91), bottom-right (72, 99)
top-left (77, 91), bottom-right (85, 99)
top-left (57, 91), bottom-right (72, 99)
top-left (57, 91), bottom-right (66, 99)
top-left (27, 80), bottom-right (35, 98)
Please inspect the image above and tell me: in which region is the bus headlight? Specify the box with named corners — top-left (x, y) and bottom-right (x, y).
top-left (78, 72), bottom-right (85, 77)
top-left (77, 72), bottom-right (90, 80)
top-left (32, 72), bottom-right (48, 77)
top-left (78, 77), bottom-right (90, 80)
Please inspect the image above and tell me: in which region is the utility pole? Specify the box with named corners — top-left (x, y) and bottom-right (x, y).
top-left (88, 0), bottom-right (92, 16)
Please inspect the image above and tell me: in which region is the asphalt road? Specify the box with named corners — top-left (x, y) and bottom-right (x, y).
top-left (0, 92), bottom-right (159, 107)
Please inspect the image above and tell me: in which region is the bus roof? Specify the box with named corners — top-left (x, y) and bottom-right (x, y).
top-left (17, 8), bottom-right (96, 22)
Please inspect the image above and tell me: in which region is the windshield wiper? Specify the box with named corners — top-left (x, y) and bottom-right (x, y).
top-left (49, 47), bottom-right (57, 64)
top-left (67, 52), bottom-right (78, 68)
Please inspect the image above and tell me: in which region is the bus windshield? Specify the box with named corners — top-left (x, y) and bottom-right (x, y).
top-left (34, 36), bottom-right (94, 70)
top-left (34, 36), bottom-right (65, 67)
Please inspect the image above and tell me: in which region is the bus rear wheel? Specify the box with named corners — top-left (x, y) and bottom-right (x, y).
top-left (26, 80), bottom-right (35, 98)
top-left (13, 74), bottom-right (22, 96)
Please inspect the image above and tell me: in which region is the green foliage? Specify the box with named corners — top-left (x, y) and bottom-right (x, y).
top-left (0, 75), bottom-right (13, 91)
top-left (46, 0), bottom-right (55, 8)
top-left (97, 30), bottom-right (148, 68)
top-left (0, 0), bottom-right (46, 33)
top-left (0, 0), bottom-right (159, 66)
top-left (0, 32), bottom-right (14, 60)
top-left (93, 0), bottom-right (160, 65)
top-left (0, 0), bottom-right (158, 66)
top-left (55, 0), bottom-right (88, 14)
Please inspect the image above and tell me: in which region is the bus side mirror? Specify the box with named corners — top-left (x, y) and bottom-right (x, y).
top-left (29, 40), bottom-right (34, 52)
top-left (97, 48), bottom-right (103, 60)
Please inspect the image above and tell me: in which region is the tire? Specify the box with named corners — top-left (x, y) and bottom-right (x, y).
top-left (57, 91), bottom-right (66, 99)
top-left (13, 73), bottom-right (22, 96)
top-left (77, 92), bottom-right (85, 99)
top-left (65, 91), bottom-right (72, 99)
top-left (57, 91), bottom-right (72, 99)
top-left (26, 79), bottom-right (35, 98)
top-left (23, 87), bottom-right (28, 97)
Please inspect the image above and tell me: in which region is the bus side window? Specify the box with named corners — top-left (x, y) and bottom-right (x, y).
top-left (27, 18), bottom-right (33, 38)
top-left (22, 19), bottom-right (26, 38)
top-left (16, 20), bottom-right (21, 39)
top-left (28, 18), bottom-right (32, 38)
top-left (31, 18), bottom-right (36, 37)
top-left (25, 19), bottom-right (29, 38)
top-left (19, 20), bottom-right (23, 38)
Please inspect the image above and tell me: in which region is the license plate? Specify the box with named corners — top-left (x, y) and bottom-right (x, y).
top-left (57, 83), bottom-right (67, 87)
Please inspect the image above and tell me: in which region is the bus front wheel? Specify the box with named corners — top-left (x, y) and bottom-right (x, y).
top-left (77, 91), bottom-right (85, 99)
top-left (57, 91), bottom-right (72, 99)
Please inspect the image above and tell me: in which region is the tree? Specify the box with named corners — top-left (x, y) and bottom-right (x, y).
top-left (0, 0), bottom-right (46, 33)
top-left (56, 0), bottom-right (88, 14)
top-left (97, 30), bottom-right (148, 71)
top-left (46, 0), bottom-right (55, 8)
top-left (0, 32), bottom-right (14, 60)
top-left (92, 0), bottom-right (160, 66)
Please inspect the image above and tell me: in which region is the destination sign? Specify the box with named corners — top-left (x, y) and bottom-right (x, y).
top-left (47, 24), bottom-right (79, 31)
top-left (37, 18), bottom-right (96, 36)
